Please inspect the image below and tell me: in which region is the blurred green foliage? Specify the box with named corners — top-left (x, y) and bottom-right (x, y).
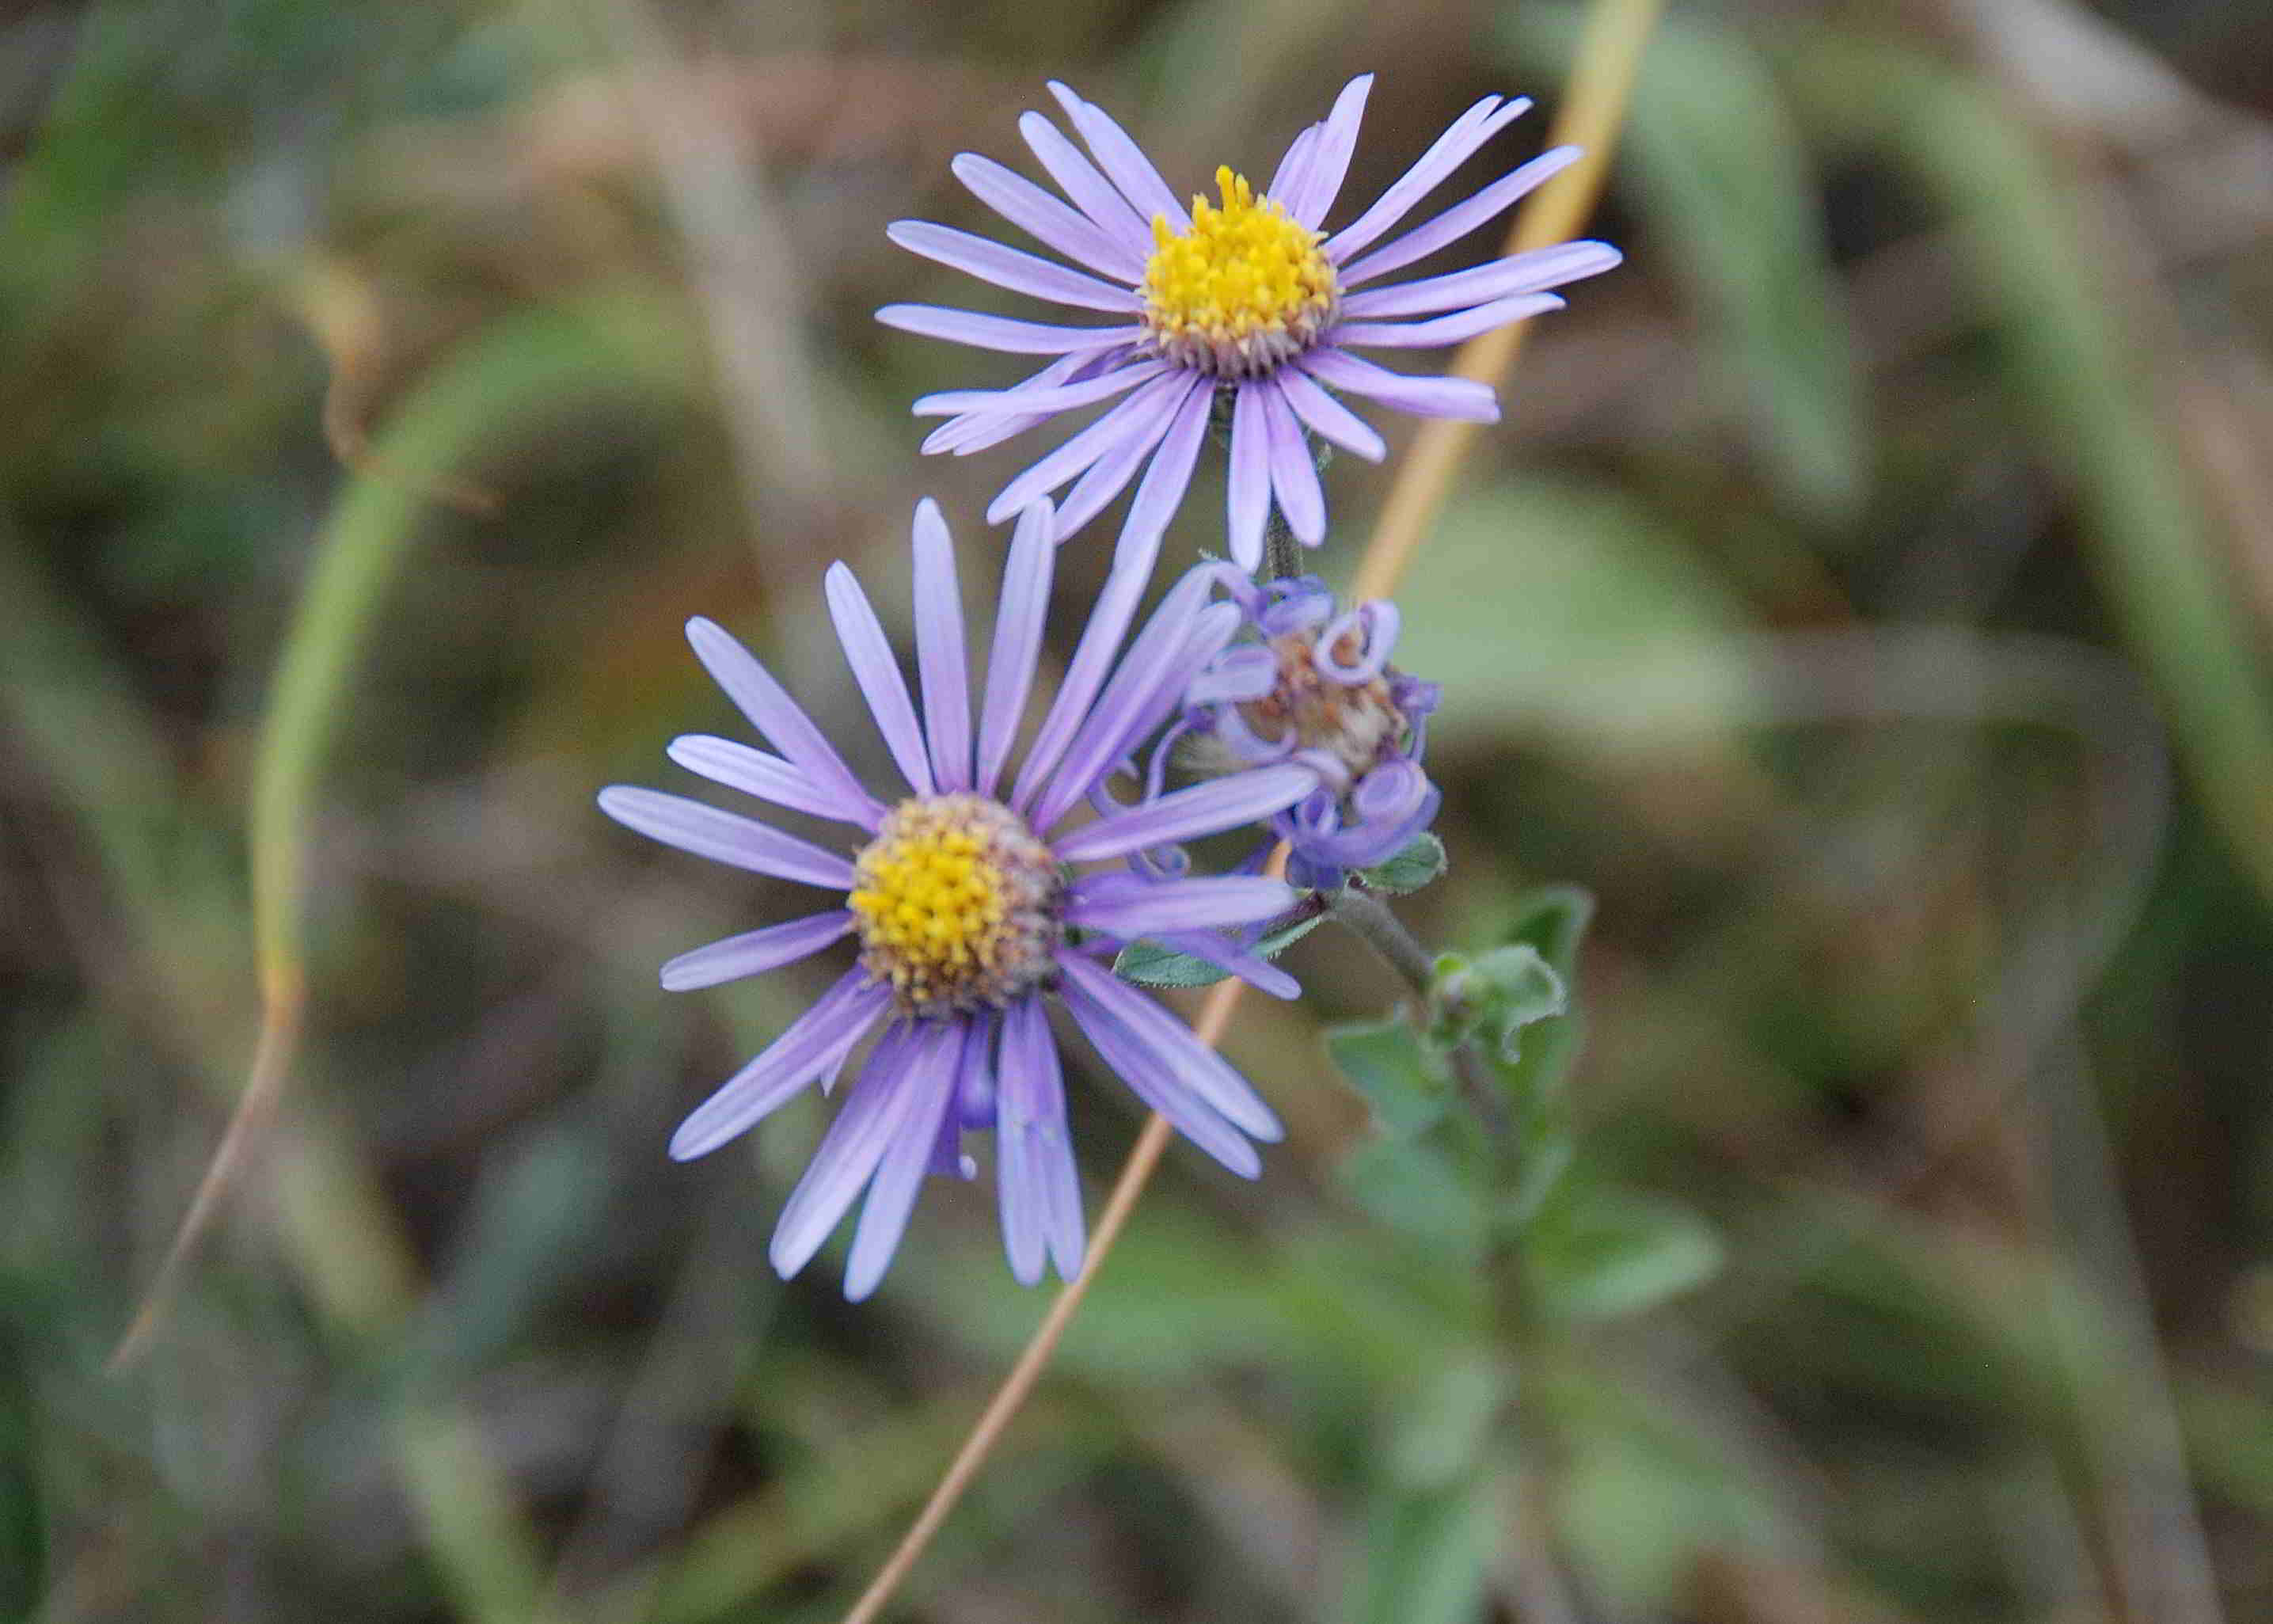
top-left (5, 1), bottom-right (2273, 1622)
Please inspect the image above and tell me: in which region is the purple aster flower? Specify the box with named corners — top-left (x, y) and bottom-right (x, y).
top-left (597, 499), bottom-right (1321, 1299)
top-left (1169, 573), bottom-right (1440, 893)
top-left (878, 74), bottom-right (1621, 569)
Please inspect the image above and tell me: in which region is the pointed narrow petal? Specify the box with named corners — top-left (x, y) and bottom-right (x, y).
top-left (1341, 241), bottom-right (1621, 320)
top-left (975, 501), bottom-right (1056, 798)
top-left (1325, 95), bottom-right (1529, 262)
top-left (921, 353), bottom-right (1087, 454)
top-left (1226, 382), bottom-right (1271, 572)
top-left (1058, 953), bottom-right (1283, 1139)
top-left (598, 787), bottom-right (855, 888)
top-left (998, 996), bottom-right (1084, 1284)
top-left (1018, 110), bottom-right (1153, 256)
top-left (1033, 569), bottom-right (1222, 831)
top-left (843, 1024), bottom-right (962, 1299)
top-left (876, 303), bottom-right (1143, 355)
top-left (1298, 349), bottom-right (1499, 422)
top-left (1051, 397), bottom-right (1166, 539)
top-left (1148, 927), bottom-right (1302, 1000)
top-left (1338, 146), bottom-right (1583, 287)
top-left (1110, 375), bottom-right (1212, 555)
top-left (1332, 291), bottom-right (1564, 349)
top-left (1008, 537), bottom-right (1153, 814)
top-left (1052, 762), bottom-right (1320, 862)
top-left (888, 220), bottom-right (1139, 313)
top-left (1059, 967), bottom-right (1263, 1177)
top-left (1260, 382), bottom-right (1326, 546)
top-left (1065, 875), bottom-right (1296, 937)
top-left (685, 618), bottom-right (881, 827)
top-left (669, 971), bottom-right (889, 1160)
top-left (914, 359), bottom-right (1166, 419)
top-left (768, 1021), bottom-right (923, 1278)
top-left (1287, 74), bottom-right (1373, 229)
top-left (1267, 123), bottom-right (1320, 207)
top-left (982, 371), bottom-right (1185, 525)
top-left (1274, 367), bottom-right (1387, 462)
top-left (1047, 81), bottom-right (1188, 230)
top-left (660, 910), bottom-right (855, 991)
top-left (953, 150), bottom-right (1146, 283)
top-left (910, 500), bottom-right (972, 793)
top-left (665, 736), bottom-right (859, 824)
top-left (824, 563), bottom-right (933, 797)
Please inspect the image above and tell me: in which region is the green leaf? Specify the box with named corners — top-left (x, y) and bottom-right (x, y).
top-left (1355, 832), bottom-right (1447, 895)
top-left (1337, 1136), bottom-right (1487, 1258)
top-left (1111, 911), bottom-right (1324, 989)
top-left (1327, 1014), bottom-right (1452, 1138)
top-left (1344, 1468), bottom-right (1493, 1624)
top-left (1426, 944), bottom-right (1566, 1060)
top-left (1385, 1356), bottom-right (1509, 1489)
top-left (1527, 1189), bottom-right (1724, 1323)
top-left (1503, 885), bottom-right (1595, 981)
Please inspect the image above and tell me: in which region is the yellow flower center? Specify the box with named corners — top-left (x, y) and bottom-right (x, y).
top-left (847, 793), bottom-right (1061, 1016)
top-left (1140, 167), bottom-right (1340, 378)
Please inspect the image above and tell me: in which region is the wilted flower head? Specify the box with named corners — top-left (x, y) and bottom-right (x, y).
top-left (1176, 574), bottom-right (1440, 892)
top-left (598, 500), bottom-right (1320, 1299)
top-left (880, 74), bottom-right (1620, 569)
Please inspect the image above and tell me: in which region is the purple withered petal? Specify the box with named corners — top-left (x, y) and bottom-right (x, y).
top-left (684, 618), bottom-right (881, 827)
top-left (670, 970), bottom-right (891, 1161)
top-left (1188, 645), bottom-right (1278, 706)
top-left (1337, 146), bottom-right (1583, 287)
top-left (1260, 382), bottom-right (1326, 546)
top-left (910, 500), bottom-right (973, 793)
top-left (1298, 349), bottom-right (1499, 421)
top-left (1325, 95), bottom-right (1531, 264)
top-left (824, 561), bottom-right (934, 797)
top-left (1331, 291), bottom-right (1564, 349)
top-left (597, 787), bottom-right (856, 889)
top-left (659, 909), bottom-right (856, 992)
top-left (1318, 602), bottom-right (1399, 682)
top-left (1053, 762), bottom-right (1319, 863)
top-left (876, 303), bottom-right (1143, 355)
top-left (953, 150), bottom-right (1146, 283)
top-left (888, 219), bottom-right (1139, 314)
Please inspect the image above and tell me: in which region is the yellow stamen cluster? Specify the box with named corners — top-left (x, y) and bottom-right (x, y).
top-left (1140, 167), bottom-right (1339, 378)
top-left (846, 793), bottom-right (1060, 1016)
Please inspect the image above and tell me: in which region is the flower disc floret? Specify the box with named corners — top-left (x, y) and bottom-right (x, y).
top-left (1141, 168), bottom-right (1339, 378)
top-left (850, 793), bottom-right (1062, 1017)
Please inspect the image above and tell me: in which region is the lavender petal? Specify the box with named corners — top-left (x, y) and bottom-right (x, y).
top-left (1109, 374), bottom-right (1211, 557)
top-left (1058, 964), bottom-right (1264, 1177)
top-left (1266, 123), bottom-right (1320, 209)
top-left (1052, 762), bottom-right (1320, 863)
top-left (888, 219), bottom-right (1139, 313)
top-left (975, 500), bottom-right (1057, 797)
top-left (1325, 96), bottom-right (1530, 264)
top-left (669, 970), bottom-right (890, 1160)
top-left (598, 787), bottom-right (856, 888)
top-left (1341, 241), bottom-right (1621, 320)
top-left (910, 500), bottom-right (972, 793)
top-left (1287, 74), bottom-right (1373, 230)
top-left (685, 618), bottom-right (882, 827)
top-left (1338, 146), bottom-right (1584, 287)
top-left (983, 370), bottom-right (1185, 524)
top-left (876, 303), bottom-right (1143, 356)
top-left (1008, 532), bottom-right (1154, 814)
top-left (1299, 349), bottom-right (1499, 422)
top-left (660, 909), bottom-right (856, 992)
top-left (767, 1021), bottom-right (924, 1280)
top-left (953, 150), bottom-right (1145, 283)
top-left (914, 359), bottom-right (1166, 419)
top-left (1018, 110), bottom-right (1153, 259)
top-left (998, 995), bottom-right (1084, 1284)
top-left (843, 1022), bottom-right (962, 1299)
top-left (1260, 382), bottom-right (1326, 546)
top-left (1226, 382), bottom-right (1271, 572)
top-left (1274, 367), bottom-right (1387, 462)
top-left (1332, 292), bottom-right (1564, 349)
top-left (1065, 875), bottom-right (1297, 938)
top-left (1046, 81), bottom-right (1188, 230)
top-left (665, 736), bottom-right (855, 823)
top-left (825, 562), bottom-right (934, 797)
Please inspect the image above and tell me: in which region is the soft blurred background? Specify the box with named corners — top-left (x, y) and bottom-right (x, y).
top-left (6, 0), bottom-right (2273, 1619)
